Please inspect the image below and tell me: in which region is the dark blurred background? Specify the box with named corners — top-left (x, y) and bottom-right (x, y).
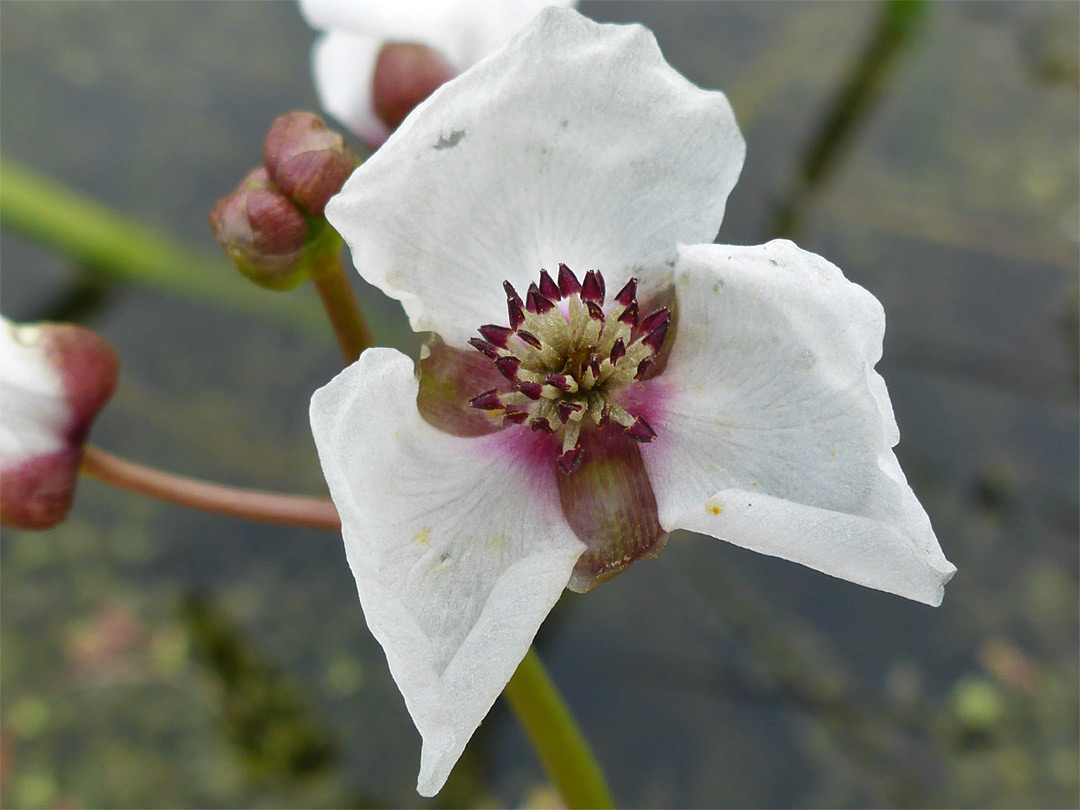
top-left (1, 2), bottom-right (1077, 807)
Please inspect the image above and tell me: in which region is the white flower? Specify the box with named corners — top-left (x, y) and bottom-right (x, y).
top-left (309, 8), bottom-right (956, 797)
top-left (1, 316), bottom-right (117, 529)
top-left (299, 0), bottom-right (575, 146)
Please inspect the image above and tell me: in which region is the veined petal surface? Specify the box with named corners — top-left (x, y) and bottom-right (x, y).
top-left (640, 242), bottom-right (955, 606)
top-left (326, 7), bottom-right (745, 347)
top-left (309, 348), bottom-right (585, 795)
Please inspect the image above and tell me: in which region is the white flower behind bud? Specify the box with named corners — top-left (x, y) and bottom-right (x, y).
top-left (1, 317), bottom-right (117, 529)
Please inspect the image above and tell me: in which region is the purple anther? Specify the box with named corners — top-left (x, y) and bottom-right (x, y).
top-left (507, 299), bottom-right (526, 330)
top-left (557, 263), bottom-right (581, 297)
top-left (518, 380), bottom-right (543, 400)
top-left (469, 389), bottom-right (503, 410)
top-left (527, 288), bottom-right (556, 315)
top-left (479, 324), bottom-right (514, 348)
top-left (556, 445), bottom-right (584, 475)
top-left (538, 269), bottom-right (561, 301)
top-left (617, 301), bottom-right (639, 329)
top-left (625, 415), bottom-right (657, 442)
top-left (581, 269), bottom-right (605, 304)
top-left (545, 373), bottom-right (573, 392)
top-left (638, 307), bottom-right (670, 335)
top-left (503, 280), bottom-right (523, 308)
top-left (530, 417), bottom-right (555, 434)
top-left (614, 277), bottom-right (638, 306)
top-left (517, 330), bottom-right (543, 350)
top-left (642, 320), bottom-right (669, 353)
top-left (503, 409), bottom-right (529, 425)
top-left (525, 283), bottom-right (541, 314)
top-left (468, 337), bottom-right (501, 359)
top-left (557, 401), bottom-right (582, 423)
top-left (585, 300), bottom-right (605, 321)
top-left (495, 355), bottom-right (521, 380)
top-left (610, 338), bottom-right (626, 365)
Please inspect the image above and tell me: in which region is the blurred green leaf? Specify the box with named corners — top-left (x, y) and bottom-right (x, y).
top-left (0, 159), bottom-right (326, 333)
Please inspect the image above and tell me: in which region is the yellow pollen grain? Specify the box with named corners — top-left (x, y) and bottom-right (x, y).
top-left (414, 527), bottom-right (432, 546)
top-left (705, 497), bottom-right (723, 516)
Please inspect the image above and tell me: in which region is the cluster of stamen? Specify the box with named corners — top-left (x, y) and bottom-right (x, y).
top-left (468, 264), bottom-right (670, 474)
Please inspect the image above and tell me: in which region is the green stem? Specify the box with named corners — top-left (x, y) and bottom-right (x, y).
top-left (503, 647), bottom-right (615, 809)
top-left (309, 246), bottom-right (373, 365)
top-left (0, 158), bottom-right (324, 332)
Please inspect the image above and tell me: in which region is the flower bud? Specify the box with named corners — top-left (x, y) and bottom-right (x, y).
top-left (1, 317), bottom-right (118, 530)
top-left (263, 112), bottom-right (357, 217)
top-left (209, 167), bottom-right (310, 291)
top-left (372, 43), bottom-right (457, 133)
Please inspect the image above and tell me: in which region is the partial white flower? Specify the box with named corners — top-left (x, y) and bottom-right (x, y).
top-left (1, 316), bottom-right (117, 529)
top-left (299, 0), bottom-right (575, 146)
top-left (310, 8), bottom-right (956, 796)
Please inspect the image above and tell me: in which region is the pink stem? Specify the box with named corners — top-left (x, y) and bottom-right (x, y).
top-left (80, 445), bottom-right (340, 530)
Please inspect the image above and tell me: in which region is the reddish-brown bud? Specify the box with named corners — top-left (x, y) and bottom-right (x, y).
top-left (372, 43), bottom-right (457, 133)
top-left (209, 167), bottom-right (310, 291)
top-left (2, 320), bottom-right (118, 530)
top-left (263, 112), bottom-right (357, 217)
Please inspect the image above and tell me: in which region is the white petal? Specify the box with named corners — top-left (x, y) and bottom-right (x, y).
top-left (326, 7), bottom-right (745, 346)
top-left (309, 348), bottom-right (585, 795)
top-left (300, 0), bottom-right (572, 68)
top-left (310, 31), bottom-right (390, 147)
top-left (640, 242), bottom-right (955, 606)
top-left (0, 318), bottom-right (67, 470)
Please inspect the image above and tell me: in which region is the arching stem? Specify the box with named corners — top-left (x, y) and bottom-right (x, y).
top-left (80, 445), bottom-right (339, 530)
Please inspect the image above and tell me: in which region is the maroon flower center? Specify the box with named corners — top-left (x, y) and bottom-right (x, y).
top-left (468, 264), bottom-right (669, 474)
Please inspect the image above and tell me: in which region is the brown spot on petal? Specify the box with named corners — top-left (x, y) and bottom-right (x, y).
top-left (558, 425), bottom-right (667, 592)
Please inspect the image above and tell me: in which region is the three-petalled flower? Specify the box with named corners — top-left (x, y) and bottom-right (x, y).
top-left (309, 8), bottom-right (956, 797)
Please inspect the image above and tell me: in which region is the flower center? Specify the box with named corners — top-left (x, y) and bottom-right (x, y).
top-left (468, 264), bottom-right (669, 474)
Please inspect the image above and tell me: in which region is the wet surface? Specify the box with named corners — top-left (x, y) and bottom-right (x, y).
top-left (2, 2), bottom-right (1077, 807)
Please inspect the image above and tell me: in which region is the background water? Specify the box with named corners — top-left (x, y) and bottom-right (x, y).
top-left (1, 2), bottom-right (1077, 808)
